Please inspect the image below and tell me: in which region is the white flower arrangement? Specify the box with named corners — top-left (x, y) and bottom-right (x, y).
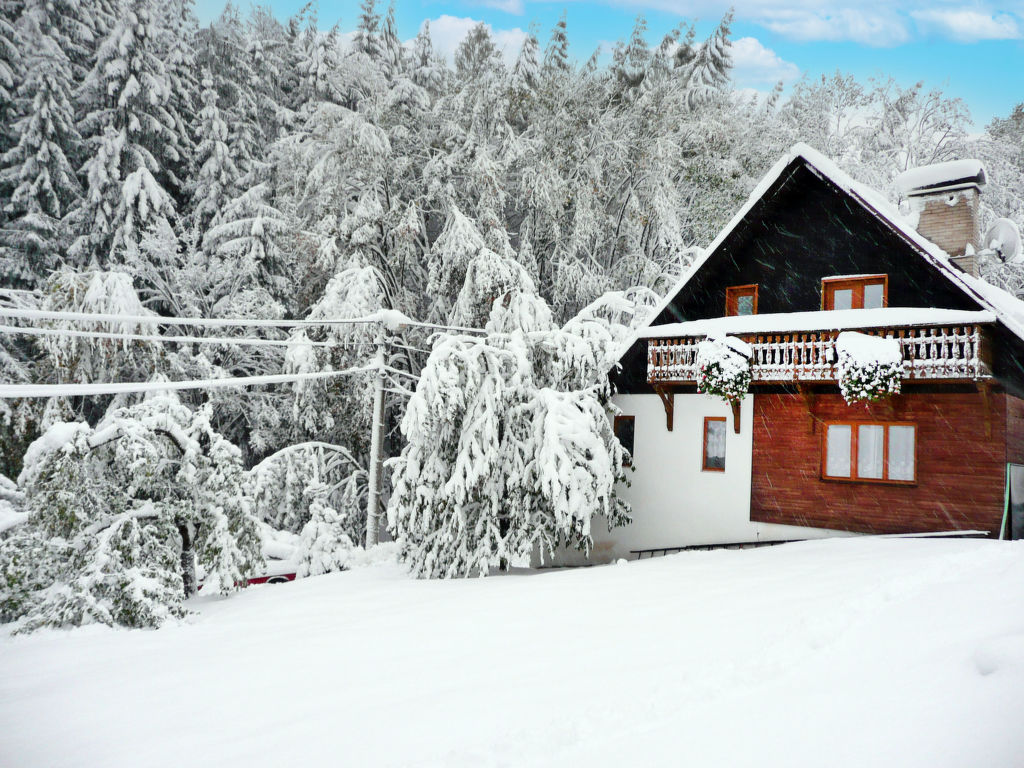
top-left (835, 331), bottom-right (903, 404)
top-left (696, 334), bottom-right (752, 404)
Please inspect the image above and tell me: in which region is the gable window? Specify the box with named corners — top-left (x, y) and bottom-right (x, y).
top-left (823, 422), bottom-right (916, 483)
top-left (725, 285), bottom-right (758, 316)
top-left (702, 417), bottom-right (727, 471)
top-left (614, 415), bottom-right (635, 464)
top-left (822, 275), bottom-right (888, 311)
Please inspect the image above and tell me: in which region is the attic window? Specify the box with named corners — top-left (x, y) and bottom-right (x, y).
top-left (725, 285), bottom-right (758, 316)
top-left (822, 275), bottom-right (887, 311)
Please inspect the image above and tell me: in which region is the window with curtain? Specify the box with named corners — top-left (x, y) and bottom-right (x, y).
top-left (823, 422), bottom-right (916, 483)
top-left (703, 417), bottom-right (727, 471)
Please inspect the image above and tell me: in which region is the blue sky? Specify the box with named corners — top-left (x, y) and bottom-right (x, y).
top-left (195, 0), bottom-right (1024, 126)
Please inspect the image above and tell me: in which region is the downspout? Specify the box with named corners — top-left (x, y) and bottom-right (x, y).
top-left (999, 463), bottom-right (1011, 540)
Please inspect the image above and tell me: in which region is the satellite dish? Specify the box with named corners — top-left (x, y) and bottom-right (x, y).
top-left (985, 218), bottom-right (1023, 263)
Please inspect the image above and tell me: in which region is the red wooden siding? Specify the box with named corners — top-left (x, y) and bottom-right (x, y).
top-left (750, 391), bottom-right (1007, 536)
top-left (1006, 395), bottom-right (1024, 467)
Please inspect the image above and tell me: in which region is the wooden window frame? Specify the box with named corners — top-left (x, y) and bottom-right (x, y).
top-left (702, 416), bottom-right (727, 472)
top-left (614, 415), bottom-right (635, 465)
top-left (725, 284), bottom-right (758, 317)
top-left (821, 421), bottom-right (917, 485)
top-left (821, 274), bottom-right (888, 311)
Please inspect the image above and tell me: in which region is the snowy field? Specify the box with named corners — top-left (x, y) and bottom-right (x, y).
top-left (2, 538), bottom-right (1024, 768)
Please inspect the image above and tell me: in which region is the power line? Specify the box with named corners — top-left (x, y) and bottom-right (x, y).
top-left (0, 366), bottom-right (381, 399)
top-left (0, 324), bottom-right (342, 349)
top-left (0, 307), bottom-right (487, 334)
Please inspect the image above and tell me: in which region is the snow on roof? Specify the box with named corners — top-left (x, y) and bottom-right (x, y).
top-left (639, 308), bottom-right (996, 339)
top-left (619, 143), bottom-right (1024, 362)
top-left (895, 160), bottom-right (987, 196)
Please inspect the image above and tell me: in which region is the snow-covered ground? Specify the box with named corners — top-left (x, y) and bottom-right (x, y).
top-left (2, 538), bottom-right (1023, 767)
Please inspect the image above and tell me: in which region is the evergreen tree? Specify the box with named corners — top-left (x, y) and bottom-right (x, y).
top-left (685, 10), bottom-right (733, 109)
top-left (508, 28), bottom-right (539, 127)
top-left (0, 0), bottom-right (82, 287)
top-left (187, 71), bottom-right (238, 243)
top-left (541, 13), bottom-right (569, 77)
top-left (380, 2), bottom-right (403, 81)
top-left (297, 14), bottom-right (343, 105)
top-left (353, 0), bottom-right (380, 60)
top-left (203, 181), bottom-right (290, 304)
top-left (454, 22), bottom-right (503, 82)
top-left (158, 0), bottom-right (200, 199)
top-left (410, 20), bottom-right (443, 95)
top-left (72, 0), bottom-right (181, 268)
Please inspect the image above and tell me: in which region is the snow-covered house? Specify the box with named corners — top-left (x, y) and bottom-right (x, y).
top-left (588, 143), bottom-right (1024, 562)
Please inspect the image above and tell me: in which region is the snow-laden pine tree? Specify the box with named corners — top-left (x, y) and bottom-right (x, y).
top-left (410, 20), bottom-right (443, 95)
top-left (72, 0), bottom-right (181, 270)
top-left (353, 0), bottom-right (381, 60)
top-left (202, 181), bottom-right (290, 305)
top-left (157, 0), bottom-right (200, 197)
top-left (684, 10), bottom-right (733, 109)
top-left (454, 22), bottom-right (503, 82)
top-left (297, 13), bottom-right (344, 105)
top-left (507, 29), bottom-right (539, 128)
top-left (188, 70), bottom-right (239, 242)
top-left (0, 2), bottom-right (19, 150)
top-left (427, 204), bottom-right (494, 317)
top-left (380, 2), bottom-right (404, 82)
top-left (541, 14), bottom-right (570, 78)
top-left (0, 0), bottom-right (82, 288)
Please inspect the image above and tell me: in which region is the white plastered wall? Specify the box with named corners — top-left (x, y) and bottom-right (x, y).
top-left (551, 393), bottom-right (847, 565)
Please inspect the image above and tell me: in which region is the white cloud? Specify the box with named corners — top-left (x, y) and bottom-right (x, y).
top-left (427, 15), bottom-right (528, 66)
top-left (730, 36), bottom-right (801, 87)
top-left (475, 0), bottom-right (526, 14)
top-left (911, 9), bottom-right (1022, 42)
top-left (619, 0), bottom-right (1024, 45)
top-left (758, 8), bottom-right (911, 46)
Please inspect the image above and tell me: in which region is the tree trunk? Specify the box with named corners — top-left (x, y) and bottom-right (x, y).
top-left (179, 521), bottom-right (197, 598)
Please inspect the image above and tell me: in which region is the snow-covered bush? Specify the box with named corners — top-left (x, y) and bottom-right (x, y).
top-left (295, 491), bottom-right (356, 578)
top-left (388, 289), bottom-right (633, 578)
top-left (696, 334), bottom-right (752, 404)
top-left (835, 332), bottom-right (903, 404)
top-left (0, 395), bottom-right (263, 632)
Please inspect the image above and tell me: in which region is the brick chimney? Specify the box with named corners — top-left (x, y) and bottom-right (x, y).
top-left (895, 160), bottom-right (987, 276)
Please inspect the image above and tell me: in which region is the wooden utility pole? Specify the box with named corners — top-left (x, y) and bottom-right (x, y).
top-left (365, 331), bottom-right (387, 547)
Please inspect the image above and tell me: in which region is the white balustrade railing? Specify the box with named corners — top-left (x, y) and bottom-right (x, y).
top-left (647, 324), bottom-right (990, 384)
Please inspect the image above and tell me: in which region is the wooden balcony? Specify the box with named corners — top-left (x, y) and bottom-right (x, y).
top-left (647, 323), bottom-right (993, 385)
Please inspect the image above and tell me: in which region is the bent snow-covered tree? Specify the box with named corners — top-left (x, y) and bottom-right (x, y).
top-left (0, 394), bottom-right (263, 631)
top-left (388, 288), bottom-right (633, 578)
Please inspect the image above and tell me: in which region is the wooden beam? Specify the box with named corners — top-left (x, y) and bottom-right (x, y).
top-left (796, 384), bottom-right (816, 434)
top-left (731, 400), bottom-right (741, 433)
top-left (654, 385), bottom-right (674, 431)
top-left (978, 380), bottom-right (994, 438)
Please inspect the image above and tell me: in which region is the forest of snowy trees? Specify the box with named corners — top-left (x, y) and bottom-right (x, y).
top-left (1, 0), bottom-right (1023, 627)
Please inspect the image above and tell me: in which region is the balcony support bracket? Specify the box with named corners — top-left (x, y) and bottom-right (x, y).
top-left (730, 400), bottom-right (741, 433)
top-left (796, 384), bottom-right (816, 435)
top-left (654, 385), bottom-right (674, 431)
top-left (978, 380), bottom-right (995, 438)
